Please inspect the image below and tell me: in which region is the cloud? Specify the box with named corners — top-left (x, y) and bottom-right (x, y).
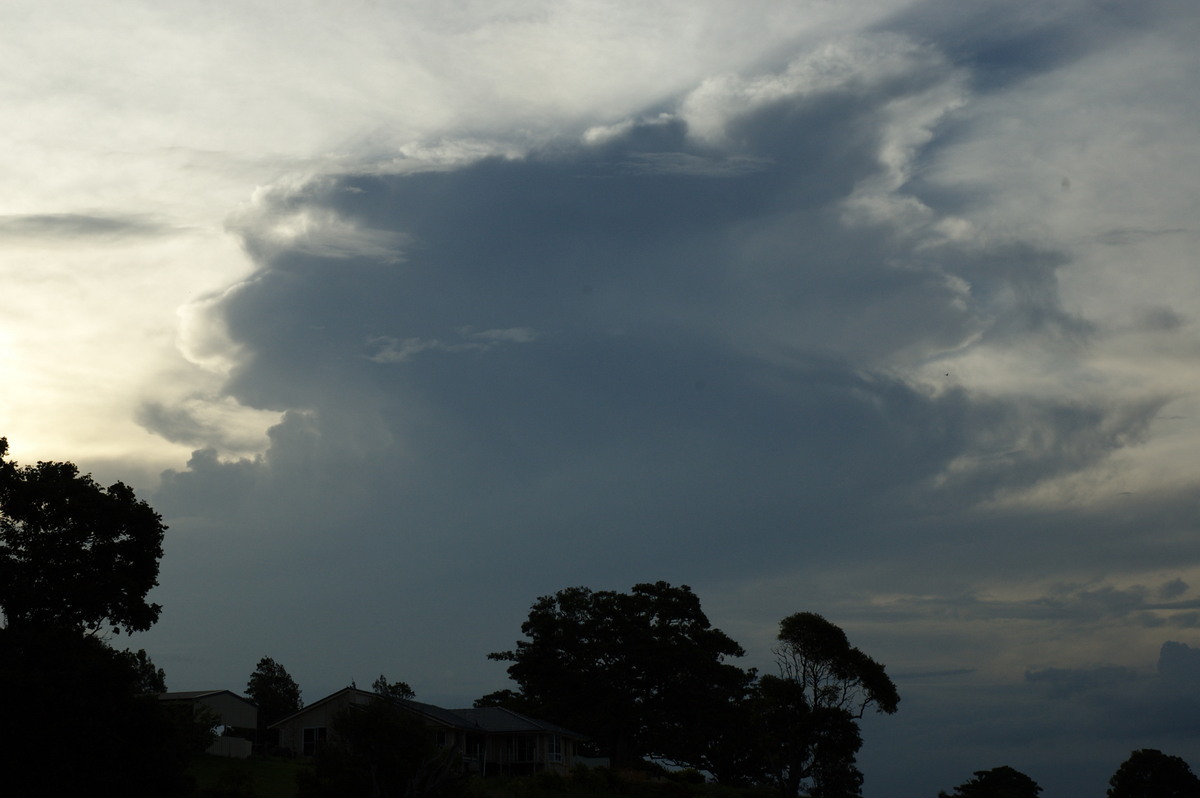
top-left (365, 327), bottom-right (539, 364)
top-left (134, 397), bottom-right (281, 455)
top-left (141, 25), bottom-right (1193, 699)
top-left (0, 213), bottom-right (173, 241)
top-left (230, 189), bottom-right (411, 264)
top-left (1024, 640), bottom-right (1200, 742)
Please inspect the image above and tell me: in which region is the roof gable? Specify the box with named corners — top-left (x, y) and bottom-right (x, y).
top-left (158, 689), bottom-right (257, 708)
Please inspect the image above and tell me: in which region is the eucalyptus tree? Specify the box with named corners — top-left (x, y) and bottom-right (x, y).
top-left (751, 612), bottom-right (900, 798)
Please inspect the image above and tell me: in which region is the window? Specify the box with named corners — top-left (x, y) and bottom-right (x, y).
top-left (303, 727), bottom-right (328, 755)
top-left (548, 735), bottom-right (562, 763)
top-left (509, 735), bottom-right (537, 762)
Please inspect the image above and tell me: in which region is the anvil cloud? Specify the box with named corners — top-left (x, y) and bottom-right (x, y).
top-left (2, 1), bottom-right (1199, 795)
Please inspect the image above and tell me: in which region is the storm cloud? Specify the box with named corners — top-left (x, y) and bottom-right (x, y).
top-left (3, 1), bottom-right (1199, 796)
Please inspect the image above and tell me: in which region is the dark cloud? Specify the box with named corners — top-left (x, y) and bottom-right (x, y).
top-left (0, 212), bottom-right (172, 240)
top-left (883, 0), bottom-right (1190, 93)
top-left (1134, 305), bottom-right (1188, 334)
top-left (1024, 641), bottom-right (1200, 742)
top-left (134, 17), bottom-right (1200, 798)
top-left (137, 402), bottom-right (213, 447)
top-left (147, 39), bottom-right (1173, 638)
top-left (1099, 228), bottom-right (1189, 247)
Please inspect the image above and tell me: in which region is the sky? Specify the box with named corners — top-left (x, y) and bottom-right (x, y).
top-left (2, 0), bottom-right (1199, 794)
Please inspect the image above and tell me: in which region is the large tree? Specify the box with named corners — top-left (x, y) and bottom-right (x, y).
top-left (1107, 749), bottom-right (1200, 798)
top-left (247, 656), bottom-right (304, 727)
top-left (0, 438), bottom-right (165, 634)
top-left (0, 439), bottom-right (205, 796)
top-left (488, 581), bottom-right (751, 769)
top-left (749, 612), bottom-right (899, 798)
top-left (939, 765), bottom-right (1043, 798)
top-left (0, 628), bottom-right (211, 797)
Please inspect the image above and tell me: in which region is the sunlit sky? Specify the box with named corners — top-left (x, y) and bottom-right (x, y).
top-left (3, 1), bottom-right (1200, 794)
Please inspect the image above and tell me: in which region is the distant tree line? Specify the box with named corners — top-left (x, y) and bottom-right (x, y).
top-left (936, 750), bottom-right (1200, 798)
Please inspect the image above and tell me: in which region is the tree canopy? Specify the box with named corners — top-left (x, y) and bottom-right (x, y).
top-left (0, 627), bottom-right (210, 796)
top-left (247, 655), bottom-right (304, 727)
top-left (0, 440), bottom-right (205, 795)
top-left (774, 612), bottom-right (899, 719)
top-left (939, 765), bottom-right (1043, 798)
top-left (746, 612), bottom-right (900, 798)
top-left (0, 438), bottom-right (165, 634)
top-left (488, 581), bottom-right (751, 769)
top-left (373, 673), bottom-right (416, 700)
top-left (1108, 749), bottom-right (1200, 798)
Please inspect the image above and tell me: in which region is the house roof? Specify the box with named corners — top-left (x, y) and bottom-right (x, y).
top-left (270, 686), bottom-right (368, 726)
top-left (447, 706), bottom-right (581, 738)
top-left (270, 687), bottom-right (582, 739)
top-left (158, 689), bottom-right (257, 707)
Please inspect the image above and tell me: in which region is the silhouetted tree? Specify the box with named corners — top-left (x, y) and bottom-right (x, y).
top-left (0, 437), bottom-right (165, 634)
top-left (0, 627), bottom-right (210, 797)
top-left (373, 673), bottom-right (416, 700)
top-left (247, 655), bottom-right (303, 724)
top-left (747, 612), bottom-right (899, 798)
top-left (938, 765), bottom-right (1042, 798)
top-left (298, 697), bottom-right (458, 798)
top-left (473, 688), bottom-right (534, 712)
top-left (1107, 749), bottom-right (1200, 798)
top-left (0, 439), bottom-right (200, 796)
top-left (489, 581), bottom-right (750, 769)
top-left (125, 646), bottom-right (168, 694)
top-left (247, 655), bottom-right (303, 749)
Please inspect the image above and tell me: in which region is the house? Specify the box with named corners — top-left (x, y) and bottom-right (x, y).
top-left (271, 687), bottom-right (584, 775)
top-left (158, 690), bottom-right (258, 758)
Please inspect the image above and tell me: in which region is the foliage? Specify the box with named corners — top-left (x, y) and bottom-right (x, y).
top-left (248, 656), bottom-right (304, 727)
top-left (125, 646), bottom-right (168, 694)
top-left (1107, 749), bottom-right (1200, 798)
top-left (0, 440), bottom-right (199, 795)
top-left (0, 626), bottom-right (209, 797)
top-left (741, 612), bottom-right (898, 798)
top-left (473, 688), bottom-right (535, 712)
top-left (774, 613), bottom-right (899, 719)
top-left (938, 765), bottom-right (1042, 798)
top-left (488, 581), bottom-right (751, 769)
top-left (374, 672), bottom-right (416, 700)
top-left (298, 696), bottom-right (459, 798)
top-left (0, 437), bottom-right (165, 634)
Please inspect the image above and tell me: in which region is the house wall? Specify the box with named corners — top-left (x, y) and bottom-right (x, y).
top-left (470, 733), bottom-right (574, 775)
top-left (196, 692), bottom-right (258, 730)
top-left (274, 690), bottom-right (375, 755)
top-left (273, 690), bottom-right (580, 774)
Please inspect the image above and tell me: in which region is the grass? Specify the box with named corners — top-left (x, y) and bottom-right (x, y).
top-left (187, 756), bottom-right (776, 798)
top-left (188, 754), bottom-right (309, 798)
